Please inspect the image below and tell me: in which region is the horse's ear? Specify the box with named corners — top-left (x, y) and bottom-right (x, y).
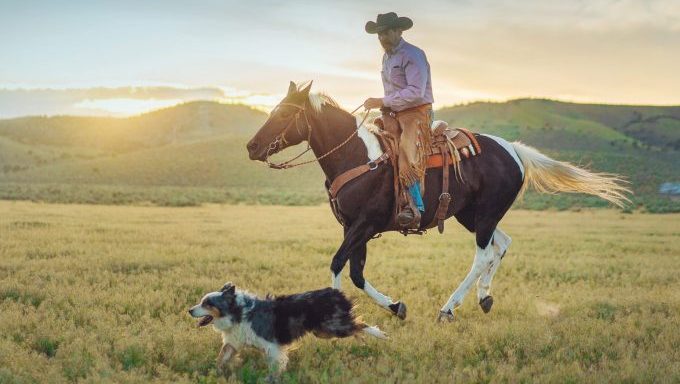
top-left (299, 81), bottom-right (313, 96)
top-left (287, 81), bottom-right (297, 96)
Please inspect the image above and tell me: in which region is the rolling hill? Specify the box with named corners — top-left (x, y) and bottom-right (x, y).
top-left (0, 99), bottom-right (678, 211)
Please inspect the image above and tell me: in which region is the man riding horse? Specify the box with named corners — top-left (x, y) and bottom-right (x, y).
top-left (363, 12), bottom-right (434, 230)
top-left (246, 13), bottom-right (629, 321)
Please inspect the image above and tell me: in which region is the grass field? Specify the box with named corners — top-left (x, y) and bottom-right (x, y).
top-left (1, 202), bottom-right (679, 383)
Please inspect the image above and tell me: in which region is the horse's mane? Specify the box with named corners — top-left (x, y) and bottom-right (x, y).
top-left (295, 81), bottom-right (345, 115)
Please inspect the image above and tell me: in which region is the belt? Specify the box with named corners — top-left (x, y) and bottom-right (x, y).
top-left (380, 103), bottom-right (432, 118)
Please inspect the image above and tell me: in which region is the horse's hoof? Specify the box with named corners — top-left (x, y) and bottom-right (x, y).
top-left (389, 301), bottom-right (407, 320)
top-left (479, 296), bottom-right (494, 314)
top-left (437, 309), bottom-right (454, 322)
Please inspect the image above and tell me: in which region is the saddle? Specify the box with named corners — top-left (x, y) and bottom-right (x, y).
top-left (326, 118), bottom-right (481, 235)
top-left (372, 118), bottom-right (481, 234)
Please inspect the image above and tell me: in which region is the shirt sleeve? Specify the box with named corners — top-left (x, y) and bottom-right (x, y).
top-left (383, 50), bottom-right (429, 110)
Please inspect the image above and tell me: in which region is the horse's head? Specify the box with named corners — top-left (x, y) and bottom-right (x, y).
top-left (247, 81), bottom-right (313, 161)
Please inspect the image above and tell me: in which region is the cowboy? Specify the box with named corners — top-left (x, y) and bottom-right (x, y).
top-left (363, 12), bottom-right (434, 229)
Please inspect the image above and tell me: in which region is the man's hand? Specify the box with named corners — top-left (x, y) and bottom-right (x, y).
top-left (363, 97), bottom-right (384, 110)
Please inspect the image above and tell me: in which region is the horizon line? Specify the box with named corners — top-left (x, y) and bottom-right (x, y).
top-left (2, 96), bottom-right (680, 121)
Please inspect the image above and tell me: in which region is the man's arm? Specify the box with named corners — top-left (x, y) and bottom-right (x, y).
top-left (363, 97), bottom-right (384, 109)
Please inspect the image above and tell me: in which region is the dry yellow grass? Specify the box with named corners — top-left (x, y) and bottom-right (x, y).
top-left (0, 201), bottom-right (679, 383)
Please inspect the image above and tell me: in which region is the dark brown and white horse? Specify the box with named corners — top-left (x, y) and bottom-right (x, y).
top-left (247, 82), bottom-right (630, 321)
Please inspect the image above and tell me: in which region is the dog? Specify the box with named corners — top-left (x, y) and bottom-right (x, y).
top-left (188, 282), bottom-right (386, 377)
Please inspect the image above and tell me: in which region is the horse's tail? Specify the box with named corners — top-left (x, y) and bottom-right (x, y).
top-left (510, 141), bottom-right (631, 208)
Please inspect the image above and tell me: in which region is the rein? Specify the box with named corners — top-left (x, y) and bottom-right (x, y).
top-left (264, 102), bottom-right (371, 170)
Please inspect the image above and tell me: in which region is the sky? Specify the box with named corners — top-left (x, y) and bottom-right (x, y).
top-left (1, 0), bottom-right (679, 117)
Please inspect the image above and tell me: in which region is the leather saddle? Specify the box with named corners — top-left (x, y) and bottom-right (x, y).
top-left (325, 118), bottom-right (482, 236)
top-left (372, 117), bottom-right (482, 234)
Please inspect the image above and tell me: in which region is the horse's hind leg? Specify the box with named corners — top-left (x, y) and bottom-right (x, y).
top-left (476, 228), bottom-right (512, 313)
top-left (438, 221), bottom-right (496, 321)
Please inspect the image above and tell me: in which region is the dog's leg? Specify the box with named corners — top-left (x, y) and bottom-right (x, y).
top-left (265, 345), bottom-right (288, 382)
top-left (216, 343), bottom-right (237, 376)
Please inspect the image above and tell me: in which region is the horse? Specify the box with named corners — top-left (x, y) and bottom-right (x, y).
top-left (246, 81), bottom-right (630, 321)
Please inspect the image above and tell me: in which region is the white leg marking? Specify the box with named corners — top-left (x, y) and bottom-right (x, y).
top-left (477, 229), bottom-right (512, 301)
top-left (364, 280), bottom-right (393, 308)
top-left (332, 271), bottom-right (341, 290)
top-left (441, 242), bottom-right (495, 313)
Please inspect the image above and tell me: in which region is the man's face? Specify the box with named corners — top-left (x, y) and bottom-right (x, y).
top-left (378, 28), bottom-right (402, 52)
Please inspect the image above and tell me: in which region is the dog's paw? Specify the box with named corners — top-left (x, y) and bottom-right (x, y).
top-left (216, 362), bottom-right (230, 377)
top-left (265, 373), bottom-right (282, 384)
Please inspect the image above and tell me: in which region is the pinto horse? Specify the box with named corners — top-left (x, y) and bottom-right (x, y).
top-left (247, 82), bottom-right (630, 321)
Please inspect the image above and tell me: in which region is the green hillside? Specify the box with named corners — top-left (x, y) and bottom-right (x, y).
top-left (437, 99), bottom-right (680, 151)
top-left (0, 101), bottom-right (266, 151)
top-left (0, 99), bottom-right (678, 212)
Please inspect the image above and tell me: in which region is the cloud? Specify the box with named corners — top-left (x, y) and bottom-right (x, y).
top-left (73, 98), bottom-right (186, 115)
top-left (1, 0), bottom-right (679, 112)
top-left (479, 0), bottom-right (680, 32)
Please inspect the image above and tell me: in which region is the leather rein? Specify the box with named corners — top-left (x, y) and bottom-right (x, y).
top-left (264, 102), bottom-right (371, 170)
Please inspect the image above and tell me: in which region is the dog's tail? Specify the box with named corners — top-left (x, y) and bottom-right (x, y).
top-left (359, 324), bottom-right (387, 339)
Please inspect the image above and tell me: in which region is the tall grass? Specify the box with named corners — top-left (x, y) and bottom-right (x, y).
top-left (0, 202), bottom-right (678, 383)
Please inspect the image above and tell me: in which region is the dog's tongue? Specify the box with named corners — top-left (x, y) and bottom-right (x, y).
top-left (198, 315), bottom-right (213, 327)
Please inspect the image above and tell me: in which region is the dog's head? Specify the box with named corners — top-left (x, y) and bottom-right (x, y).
top-left (188, 282), bottom-right (241, 328)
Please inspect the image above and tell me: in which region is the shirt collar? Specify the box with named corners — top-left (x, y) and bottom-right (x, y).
top-left (387, 38), bottom-right (406, 55)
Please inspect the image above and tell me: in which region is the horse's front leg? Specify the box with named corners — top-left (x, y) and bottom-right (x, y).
top-left (330, 221), bottom-right (406, 318)
top-left (350, 241), bottom-right (407, 320)
top-left (330, 227), bottom-right (352, 290)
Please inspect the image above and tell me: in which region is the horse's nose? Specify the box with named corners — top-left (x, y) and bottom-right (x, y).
top-left (247, 140), bottom-right (259, 159)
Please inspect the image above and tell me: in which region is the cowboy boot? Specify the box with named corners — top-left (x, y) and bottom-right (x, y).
top-left (397, 191), bottom-right (421, 229)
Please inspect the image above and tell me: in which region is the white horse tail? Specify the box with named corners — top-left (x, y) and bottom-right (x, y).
top-left (510, 141), bottom-right (631, 208)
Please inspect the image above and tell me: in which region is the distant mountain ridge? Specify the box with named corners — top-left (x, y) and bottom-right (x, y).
top-left (0, 98), bottom-right (678, 212)
top-left (0, 101), bottom-right (267, 152)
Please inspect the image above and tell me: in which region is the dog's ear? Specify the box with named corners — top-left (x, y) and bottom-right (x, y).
top-left (220, 282), bottom-right (235, 296)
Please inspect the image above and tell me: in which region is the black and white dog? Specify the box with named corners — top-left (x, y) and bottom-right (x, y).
top-left (188, 283), bottom-right (386, 376)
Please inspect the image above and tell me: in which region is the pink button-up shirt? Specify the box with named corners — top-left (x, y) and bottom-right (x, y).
top-left (381, 38), bottom-right (434, 112)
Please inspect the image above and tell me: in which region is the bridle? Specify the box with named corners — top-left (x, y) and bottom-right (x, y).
top-left (264, 101), bottom-right (371, 170)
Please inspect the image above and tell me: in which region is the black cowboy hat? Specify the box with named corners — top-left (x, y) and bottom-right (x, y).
top-left (365, 12), bottom-right (413, 34)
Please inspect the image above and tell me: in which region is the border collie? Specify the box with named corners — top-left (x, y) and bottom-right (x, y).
top-left (188, 283), bottom-right (386, 377)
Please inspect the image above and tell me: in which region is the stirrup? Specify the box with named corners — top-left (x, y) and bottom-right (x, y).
top-left (397, 206), bottom-right (421, 229)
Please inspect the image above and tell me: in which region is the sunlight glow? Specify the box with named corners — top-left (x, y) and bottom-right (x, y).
top-left (73, 98), bottom-right (185, 116)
